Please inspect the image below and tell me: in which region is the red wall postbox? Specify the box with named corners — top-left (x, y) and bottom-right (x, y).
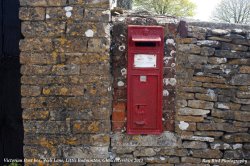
top-left (127, 25), bottom-right (164, 134)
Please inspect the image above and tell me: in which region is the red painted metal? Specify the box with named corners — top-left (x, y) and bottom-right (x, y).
top-left (127, 25), bottom-right (164, 134)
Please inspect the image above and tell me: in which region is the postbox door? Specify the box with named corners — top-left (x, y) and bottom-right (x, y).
top-left (130, 75), bottom-right (159, 130)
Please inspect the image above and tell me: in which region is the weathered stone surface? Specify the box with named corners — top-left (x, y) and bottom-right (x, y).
top-left (80, 63), bottom-right (110, 75)
top-left (193, 76), bottom-right (226, 84)
top-left (25, 134), bottom-right (109, 147)
top-left (192, 149), bottom-right (223, 159)
top-left (232, 97), bottom-right (250, 104)
top-left (188, 100), bottom-right (214, 109)
top-left (46, 7), bottom-right (85, 20)
top-left (231, 74), bottom-right (250, 85)
top-left (67, 22), bottom-right (109, 38)
top-left (215, 102), bottom-right (241, 110)
top-left (221, 42), bottom-right (248, 51)
top-left (145, 156), bottom-right (180, 164)
top-left (53, 37), bottom-right (88, 52)
top-left (194, 131), bottom-right (224, 137)
top-left (195, 93), bottom-right (217, 102)
top-left (208, 57), bottom-right (227, 64)
top-left (21, 65), bottom-right (52, 75)
top-left (232, 144), bottom-right (243, 150)
top-left (42, 85), bottom-right (85, 96)
top-left (188, 32), bottom-right (206, 40)
top-left (207, 36), bottom-right (231, 42)
top-left (238, 86), bottom-right (250, 92)
top-left (160, 149), bottom-right (188, 157)
top-left (224, 150), bottom-right (250, 159)
top-left (20, 0), bottom-right (47, 6)
top-left (49, 107), bottom-right (110, 121)
top-left (177, 122), bottom-right (196, 131)
top-left (20, 0), bottom-right (113, 162)
top-left (188, 55), bottom-right (208, 64)
top-left (202, 83), bottom-right (234, 89)
top-left (84, 9), bottom-right (110, 22)
top-left (213, 118), bottom-right (226, 123)
top-left (176, 100), bottom-right (188, 108)
top-left (24, 121), bottom-right (67, 134)
top-left (23, 109), bottom-right (49, 120)
top-left (63, 146), bottom-right (109, 159)
top-left (182, 87), bottom-right (206, 93)
top-left (177, 116), bottom-right (204, 122)
top-left (232, 38), bottom-right (250, 46)
top-left (244, 144), bottom-right (250, 149)
top-left (210, 142), bottom-right (232, 150)
top-left (182, 141), bottom-right (208, 149)
top-left (47, 0), bottom-right (67, 6)
top-left (218, 95), bottom-right (231, 102)
top-left (20, 38), bottom-right (53, 52)
top-left (22, 21), bottom-right (66, 37)
top-left (231, 29), bottom-right (247, 35)
top-left (181, 157), bottom-right (201, 164)
top-left (181, 135), bottom-right (214, 142)
top-left (239, 66), bottom-right (250, 74)
top-left (21, 85), bottom-right (41, 97)
top-left (233, 121), bottom-right (250, 128)
top-left (68, 0), bottom-right (85, 5)
top-left (87, 38), bottom-right (110, 52)
top-left (177, 44), bottom-right (201, 54)
top-left (114, 147), bottom-right (136, 154)
top-left (21, 76), bottom-right (68, 85)
top-left (176, 38), bottom-right (197, 44)
top-left (52, 64), bottom-right (80, 75)
top-left (134, 148), bottom-right (156, 157)
top-left (85, 0), bottom-right (110, 8)
top-left (212, 110), bottom-right (234, 120)
top-left (200, 47), bottom-right (215, 56)
top-left (197, 40), bottom-right (220, 48)
top-left (234, 111), bottom-right (250, 122)
top-left (19, 7), bottom-right (45, 20)
top-left (178, 107), bottom-right (210, 115)
top-left (241, 105), bottom-right (250, 111)
top-left (197, 123), bottom-right (248, 133)
top-left (89, 134), bottom-right (110, 146)
top-left (228, 58), bottom-right (250, 65)
top-left (72, 121), bottom-right (110, 134)
top-left (111, 132), bottom-right (179, 147)
top-left (24, 145), bottom-right (59, 158)
top-left (211, 29), bottom-right (230, 35)
top-left (20, 52), bottom-right (65, 65)
top-left (187, 81), bottom-right (202, 87)
top-left (223, 133), bottom-right (250, 143)
top-left (215, 50), bottom-right (250, 58)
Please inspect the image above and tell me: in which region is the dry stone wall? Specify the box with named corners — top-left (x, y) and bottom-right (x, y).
top-left (19, 0), bottom-right (112, 164)
top-left (176, 22), bottom-right (250, 165)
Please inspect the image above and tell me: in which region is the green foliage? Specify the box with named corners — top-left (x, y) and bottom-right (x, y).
top-left (133, 0), bottom-right (196, 17)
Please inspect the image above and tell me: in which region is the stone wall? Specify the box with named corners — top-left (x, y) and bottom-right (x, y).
top-left (19, 0), bottom-right (112, 164)
top-left (18, 0), bottom-right (250, 164)
top-left (111, 13), bottom-right (250, 165)
top-left (176, 23), bottom-right (250, 165)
